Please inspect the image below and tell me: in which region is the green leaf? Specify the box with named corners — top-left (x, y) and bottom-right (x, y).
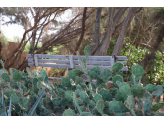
top-left (32, 78), bottom-right (38, 88)
top-left (52, 98), bottom-right (61, 106)
top-left (94, 94), bottom-right (103, 102)
top-left (11, 94), bottom-right (20, 105)
top-left (131, 84), bottom-right (144, 98)
top-left (67, 70), bottom-right (77, 82)
top-left (102, 114), bottom-right (108, 116)
top-left (92, 66), bottom-right (101, 73)
top-left (126, 95), bottom-right (135, 110)
top-left (73, 92), bottom-right (82, 114)
top-left (96, 99), bottom-right (104, 114)
top-left (152, 85), bottom-right (163, 96)
top-left (63, 109), bottom-right (76, 116)
top-left (118, 83), bottom-right (131, 100)
top-left (19, 97), bottom-right (29, 111)
top-left (0, 60), bottom-right (4, 68)
top-left (72, 69), bottom-right (84, 76)
top-left (100, 68), bottom-right (112, 79)
top-left (2, 73), bottom-right (10, 82)
top-left (79, 92), bottom-right (89, 104)
top-left (116, 113), bottom-right (126, 116)
top-left (99, 88), bottom-right (112, 101)
top-left (65, 90), bottom-right (73, 102)
top-left (89, 100), bottom-right (95, 108)
top-left (108, 101), bottom-right (130, 113)
top-left (40, 69), bottom-right (48, 80)
top-left (109, 88), bottom-right (117, 98)
top-left (79, 106), bottom-right (86, 112)
top-left (12, 71), bottom-right (21, 82)
top-left (85, 74), bottom-right (92, 83)
top-left (151, 102), bottom-right (164, 112)
top-left (80, 112), bottom-right (92, 116)
top-left (112, 75), bottom-right (123, 85)
top-left (132, 65), bottom-right (144, 80)
top-left (26, 67), bottom-right (31, 77)
top-left (89, 84), bottom-right (92, 96)
top-left (135, 110), bottom-right (143, 116)
top-left (84, 45), bottom-right (90, 58)
top-left (4, 89), bottom-right (15, 97)
top-left (96, 83), bottom-right (107, 93)
top-left (88, 70), bottom-right (100, 79)
top-left (0, 69), bottom-right (8, 78)
top-left (144, 99), bottom-right (152, 115)
top-left (112, 62), bottom-right (123, 71)
top-left (61, 77), bottom-right (71, 87)
top-left (145, 84), bottom-right (157, 92)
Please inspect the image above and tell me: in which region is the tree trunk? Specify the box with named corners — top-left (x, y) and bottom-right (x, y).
top-left (90, 7), bottom-right (102, 55)
top-left (29, 8), bottom-right (39, 54)
top-left (90, 7), bottom-right (128, 56)
top-left (112, 7), bottom-right (138, 56)
top-left (93, 7), bottom-right (115, 56)
top-left (73, 7), bottom-right (87, 55)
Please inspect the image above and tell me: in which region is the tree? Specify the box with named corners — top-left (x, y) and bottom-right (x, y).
top-left (0, 7), bottom-right (96, 71)
top-left (89, 7), bottom-right (140, 56)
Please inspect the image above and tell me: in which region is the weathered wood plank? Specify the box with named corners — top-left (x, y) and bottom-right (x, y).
top-left (110, 57), bottom-right (115, 67)
top-left (28, 54), bottom-right (69, 59)
top-left (28, 63), bottom-right (127, 71)
top-left (69, 55), bottom-right (74, 68)
top-left (34, 55), bottom-right (38, 66)
top-left (28, 58), bottom-right (127, 66)
top-left (27, 54), bottom-right (127, 60)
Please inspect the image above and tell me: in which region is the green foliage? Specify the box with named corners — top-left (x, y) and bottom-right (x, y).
top-left (132, 65), bottom-right (144, 81)
top-left (120, 42), bottom-right (164, 85)
top-left (0, 45), bottom-right (164, 116)
top-left (112, 62), bottom-right (124, 71)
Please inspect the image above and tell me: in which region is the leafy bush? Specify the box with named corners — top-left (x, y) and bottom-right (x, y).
top-left (61, 45), bottom-right (164, 116)
top-left (0, 45), bottom-right (164, 116)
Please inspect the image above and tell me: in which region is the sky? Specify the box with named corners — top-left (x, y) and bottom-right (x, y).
top-left (1, 19), bottom-right (24, 40)
top-left (1, 9), bottom-right (72, 41)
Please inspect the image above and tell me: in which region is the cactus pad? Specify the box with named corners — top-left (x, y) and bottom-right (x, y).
top-left (152, 85), bottom-right (163, 96)
top-left (94, 94), bottom-right (103, 102)
top-left (145, 84), bottom-right (157, 92)
top-left (108, 100), bottom-right (129, 113)
top-left (84, 45), bottom-right (91, 58)
top-left (13, 71), bottom-right (21, 82)
top-left (62, 109), bottom-right (76, 116)
top-left (61, 77), bottom-right (71, 87)
top-left (79, 92), bottom-right (89, 103)
top-left (112, 62), bottom-right (124, 71)
top-left (131, 84), bottom-right (144, 98)
top-left (96, 99), bottom-right (104, 114)
top-left (99, 88), bottom-right (112, 101)
top-left (2, 73), bottom-right (10, 82)
top-left (132, 65), bottom-right (144, 80)
top-left (126, 95), bottom-right (135, 110)
top-left (96, 83), bottom-right (107, 93)
top-left (112, 75), bottom-right (123, 85)
top-left (151, 102), bottom-right (164, 112)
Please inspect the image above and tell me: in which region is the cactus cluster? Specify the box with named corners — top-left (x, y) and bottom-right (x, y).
top-left (0, 45), bottom-right (164, 116)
